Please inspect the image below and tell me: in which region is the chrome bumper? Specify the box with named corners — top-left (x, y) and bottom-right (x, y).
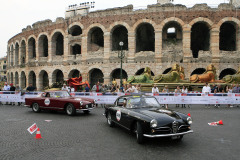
top-left (24, 105), bottom-right (31, 108)
top-left (77, 107), bottom-right (95, 111)
top-left (143, 130), bottom-right (193, 138)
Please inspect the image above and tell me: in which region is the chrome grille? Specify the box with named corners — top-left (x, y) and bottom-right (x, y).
top-left (172, 121), bottom-right (179, 133)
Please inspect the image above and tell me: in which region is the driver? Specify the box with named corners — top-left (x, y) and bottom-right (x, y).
top-left (46, 93), bottom-right (50, 97)
top-left (123, 98), bottom-right (127, 107)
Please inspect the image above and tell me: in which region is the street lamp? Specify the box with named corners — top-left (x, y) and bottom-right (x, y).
top-left (118, 41), bottom-right (125, 87)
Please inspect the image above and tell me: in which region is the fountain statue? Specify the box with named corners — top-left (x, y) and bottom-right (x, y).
top-left (153, 64), bottom-right (187, 83)
top-left (222, 67), bottom-right (240, 83)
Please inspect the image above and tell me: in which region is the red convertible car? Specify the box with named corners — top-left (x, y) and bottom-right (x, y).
top-left (25, 91), bottom-right (96, 116)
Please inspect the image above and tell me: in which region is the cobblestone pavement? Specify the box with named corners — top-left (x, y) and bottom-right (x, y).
top-left (0, 104), bottom-right (239, 160)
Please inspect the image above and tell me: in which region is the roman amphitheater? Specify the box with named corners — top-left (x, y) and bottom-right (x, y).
top-left (6, 1), bottom-right (240, 90)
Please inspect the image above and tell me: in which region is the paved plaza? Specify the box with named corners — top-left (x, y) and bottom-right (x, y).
top-left (0, 104), bottom-right (239, 160)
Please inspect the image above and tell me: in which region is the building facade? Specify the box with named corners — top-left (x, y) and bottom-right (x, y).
top-left (6, 3), bottom-right (240, 90)
top-left (0, 56), bottom-right (7, 81)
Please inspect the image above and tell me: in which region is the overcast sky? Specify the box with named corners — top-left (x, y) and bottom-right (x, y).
top-left (0, 0), bottom-right (228, 58)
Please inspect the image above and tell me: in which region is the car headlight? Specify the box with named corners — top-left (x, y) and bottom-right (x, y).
top-left (187, 117), bottom-right (193, 125)
top-left (150, 119), bottom-right (158, 128)
top-left (80, 101), bottom-right (83, 106)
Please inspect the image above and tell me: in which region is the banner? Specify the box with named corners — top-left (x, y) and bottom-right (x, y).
top-left (0, 91), bottom-right (240, 105)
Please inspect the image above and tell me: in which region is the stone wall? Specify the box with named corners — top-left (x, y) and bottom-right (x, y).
top-left (6, 3), bottom-right (240, 90)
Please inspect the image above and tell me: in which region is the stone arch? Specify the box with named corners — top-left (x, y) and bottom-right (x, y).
top-left (135, 22), bottom-right (155, 52)
top-left (28, 71), bottom-right (36, 87)
top-left (219, 21), bottom-right (237, 51)
top-left (189, 17), bottom-right (214, 28)
top-left (51, 30), bottom-right (65, 56)
top-left (20, 40), bottom-right (26, 64)
top-left (161, 20), bottom-right (183, 50)
top-left (71, 44), bottom-right (82, 55)
top-left (39, 70), bottom-right (49, 90)
top-left (15, 72), bottom-right (19, 85)
top-left (87, 26), bottom-right (105, 52)
top-left (133, 19), bottom-right (157, 32)
top-left (162, 68), bottom-right (172, 74)
top-left (69, 24), bottom-right (83, 36)
top-left (217, 17), bottom-right (240, 31)
top-left (7, 72), bottom-right (10, 83)
top-left (190, 68), bottom-right (206, 76)
top-left (190, 19), bottom-right (212, 58)
top-left (20, 71), bottom-right (26, 89)
top-left (27, 36), bottom-right (36, 59)
top-left (38, 33), bottom-right (49, 57)
top-left (15, 42), bottom-right (20, 65)
top-left (159, 17), bottom-right (185, 30)
top-left (88, 68), bottom-right (104, 87)
top-left (110, 24), bottom-right (129, 51)
top-left (10, 44), bottom-right (14, 66)
top-left (110, 68), bottom-right (128, 82)
top-left (219, 68), bottom-right (237, 80)
top-left (52, 69), bottom-right (64, 84)
top-left (10, 72), bottom-right (13, 83)
top-left (68, 69), bottom-right (81, 78)
top-left (135, 68), bottom-right (155, 76)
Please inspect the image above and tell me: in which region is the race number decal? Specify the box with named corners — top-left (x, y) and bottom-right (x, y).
top-left (44, 98), bottom-right (50, 106)
top-left (116, 110), bottom-right (121, 121)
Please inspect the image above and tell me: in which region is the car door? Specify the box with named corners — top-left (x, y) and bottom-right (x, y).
top-left (111, 98), bottom-right (125, 123)
top-left (47, 92), bottom-right (63, 110)
top-left (41, 92), bottom-right (53, 109)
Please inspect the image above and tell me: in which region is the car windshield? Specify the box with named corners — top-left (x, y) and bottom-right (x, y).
top-left (127, 97), bottom-right (160, 108)
top-left (53, 91), bottom-right (71, 98)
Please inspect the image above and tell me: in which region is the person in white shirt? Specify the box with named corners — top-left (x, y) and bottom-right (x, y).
top-left (202, 83), bottom-right (211, 94)
top-left (202, 83), bottom-right (211, 108)
top-left (3, 82), bottom-right (10, 91)
top-left (132, 85), bottom-right (138, 93)
top-left (125, 84), bottom-right (133, 93)
top-left (152, 84), bottom-right (159, 94)
top-left (61, 84), bottom-right (68, 91)
top-left (181, 86), bottom-right (188, 108)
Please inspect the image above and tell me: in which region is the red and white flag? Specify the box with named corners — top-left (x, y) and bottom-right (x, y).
top-left (27, 123), bottom-right (38, 134)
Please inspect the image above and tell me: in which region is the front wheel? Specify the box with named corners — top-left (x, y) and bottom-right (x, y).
top-left (66, 104), bottom-right (76, 116)
top-left (32, 103), bottom-right (41, 113)
top-left (134, 122), bottom-right (144, 144)
top-left (107, 113), bottom-right (114, 127)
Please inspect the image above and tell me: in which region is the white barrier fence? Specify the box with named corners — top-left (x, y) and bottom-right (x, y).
top-left (1, 91), bottom-right (240, 105)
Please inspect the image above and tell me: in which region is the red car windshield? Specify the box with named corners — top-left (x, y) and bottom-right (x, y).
top-left (44, 91), bottom-right (71, 98)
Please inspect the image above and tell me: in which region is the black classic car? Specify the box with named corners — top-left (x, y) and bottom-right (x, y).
top-left (104, 95), bottom-right (193, 144)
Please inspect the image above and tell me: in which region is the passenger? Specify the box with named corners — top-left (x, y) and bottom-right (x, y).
top-left (46, 93), bottom-right (50, 97)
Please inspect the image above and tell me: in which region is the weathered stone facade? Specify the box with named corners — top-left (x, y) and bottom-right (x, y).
top-left (6, 3), bottom-right (240, 90)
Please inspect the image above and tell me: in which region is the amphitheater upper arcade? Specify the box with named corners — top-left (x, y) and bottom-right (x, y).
top-left (6, 3), bottom-right (240, 90)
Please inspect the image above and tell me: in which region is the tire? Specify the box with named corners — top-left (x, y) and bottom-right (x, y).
top-left (32, 103), bottom-right (41, 113)
top-left (66, 103), bottom-right (76, 116)
top-left (107, 113), bottom-right (114, 127)
top-left (134, 122), bottom-right (144, 144)
top-left (83, 110), bottom-right (90, 114)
